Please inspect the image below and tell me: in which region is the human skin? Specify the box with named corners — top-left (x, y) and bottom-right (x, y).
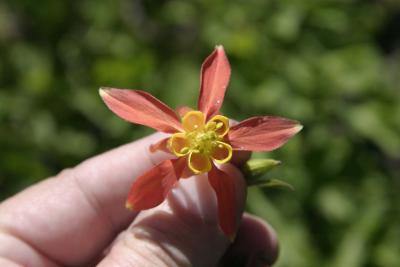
top-left (0, 133), bottom-right (278, 267)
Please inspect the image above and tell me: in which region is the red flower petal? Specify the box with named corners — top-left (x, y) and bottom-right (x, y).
top-left (126, 158), bottom-right (186, 210)
top-left (228, 116), bottom-right (303, 152)
top-left (149, 138), bottom-right (170, 154)
top-left (198, 46), bottom-right (231, 120)
top-left (208, 166), bottom-right (237, 239)
top-left (100, 88), bottom-right (182, 133)
top-left (176, 106), bottom-right (193, 117)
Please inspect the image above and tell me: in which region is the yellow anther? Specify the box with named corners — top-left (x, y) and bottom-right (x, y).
top-left (206, 115), bottom-right (229, 137)
top-left (206, 121), bottom-right (217, 131)
top-left (180, 147), bottom-right (189, 154)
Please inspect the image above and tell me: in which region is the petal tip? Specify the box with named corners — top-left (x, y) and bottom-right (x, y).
top-left (125, 201), bottom-right (134, 210)
top-left (215, 44), bottom-right (225, 51)
top-left (295, 124), bottom-right (303, 133)
top-left (99, 87), bottom-right (109, 98)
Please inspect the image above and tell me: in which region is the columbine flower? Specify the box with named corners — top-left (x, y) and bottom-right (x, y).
top-left (99, 45), bottom-right (302, 238)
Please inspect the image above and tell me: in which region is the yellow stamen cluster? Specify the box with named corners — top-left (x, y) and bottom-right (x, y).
top-left (168, 111), bottom-right (232, 174)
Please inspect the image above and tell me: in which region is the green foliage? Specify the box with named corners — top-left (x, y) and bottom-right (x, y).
top-left (1, 0), bottom-right (399, 266)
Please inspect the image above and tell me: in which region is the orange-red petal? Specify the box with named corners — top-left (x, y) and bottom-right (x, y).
top-left (149, 138), bottom-right (171, 153)
top-left (208, 166), bottom-right (237, 239)
top-left (176, 106), bottom-right (193, 117)
top-left (100, 88), bottom-right (182, 133)
top-left (198, 45), bottom-right (231, 120)
top-left (180, 163), bottom-right (195, 178)
top-left (126, 158), bottom-right (186, 210)
top-left (228, 116), bottom-right (303, 152)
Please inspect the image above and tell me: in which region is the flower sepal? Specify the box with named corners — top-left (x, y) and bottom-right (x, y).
top-left (248, 178), bottom-right (294, 190)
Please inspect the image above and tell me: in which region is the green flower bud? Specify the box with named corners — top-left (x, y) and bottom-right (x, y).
top-left (242, 158), bottom-right (281, 178)
top-left (242, 158), bottom-right (294, 190)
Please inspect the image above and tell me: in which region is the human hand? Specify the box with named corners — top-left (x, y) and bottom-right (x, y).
top-left (0, 133), bottom-right (278, 267)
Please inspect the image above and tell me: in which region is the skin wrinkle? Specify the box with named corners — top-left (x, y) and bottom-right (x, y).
top-left (104, 229), bottom-right (178, 267)
top-left (132, 210), bottom-right (194, 266)
top-left (98, 254), bottom-right (128, 267)
top-left (131, 226), bottom-right (185, 267)
top-left (0, 190), bottom-right (63, 267)
top-left (73, 150), bottom-right (139, 232)
top-left (127, 219), bottom-right (191, 267)
top-left (0, 228), bottom-right (60, 267)
top-left (120, 243), bottom-right (154, 267)
top-left (52, 172), bottom-right (117, 265)
top-left (68, 168), bottom-right (117, 239)
top-left (101, 228), bottom-right (130, 258)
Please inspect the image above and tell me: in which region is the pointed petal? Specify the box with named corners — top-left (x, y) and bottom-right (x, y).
top-left (126, 158), bottom-right (186, 210)
top-left (100, 88), bottom-right (182, 133)
top-left (198, 46), bottom-right (231, 119)
top-left (176, 106), bottom-right (193, 117)
top-left (149, 138), bottom-right (171, 154)
top-left (208, 166), bottom-right (237, 239)
top-left (180, 163), bottom-right (195, 178)
top-left (228, 116), bottom-right (303, 152)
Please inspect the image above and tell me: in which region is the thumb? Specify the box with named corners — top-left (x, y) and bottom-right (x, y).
top-left (98, 164), bottom-right (246, 267)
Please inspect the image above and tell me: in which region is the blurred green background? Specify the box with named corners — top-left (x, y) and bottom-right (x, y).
top-left (1, 0), bottom-right (400, 266)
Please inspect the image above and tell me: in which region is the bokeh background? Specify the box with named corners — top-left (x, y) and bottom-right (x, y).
top-left (1, 0), bottom-right (400, 266)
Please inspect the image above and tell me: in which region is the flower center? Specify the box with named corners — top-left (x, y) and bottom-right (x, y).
top-left (168, 111), bottom-right (233, 174)
top-left (186, 123), bottom-right (221, 155)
